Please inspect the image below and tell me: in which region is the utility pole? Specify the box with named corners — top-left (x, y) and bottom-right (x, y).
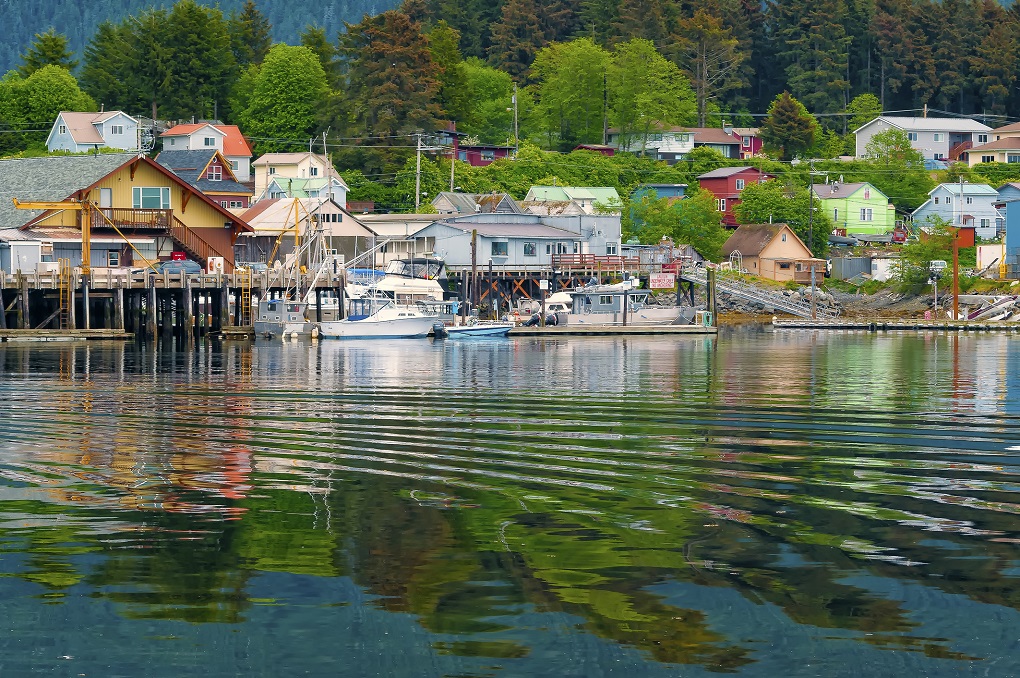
top-left (808, 161), bottom-right (816, 319)
top-left (415, 133), bottom-right (422, 212)
top-left (513, 84), bottom-right (519, 155)
top-left (470, 229), bottom-right (478, 313)
top-left (954, 175), bottom-right (963, 319)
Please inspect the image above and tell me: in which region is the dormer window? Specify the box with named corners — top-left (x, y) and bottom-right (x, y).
top-left (208, 166), bottom-right (222, 181)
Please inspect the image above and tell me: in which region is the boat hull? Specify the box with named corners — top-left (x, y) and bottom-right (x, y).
top-left (318, 316), bottom-right (437, 339)
top-left (567, 307), bottom-right (685, 326)
top-left (441, 323), bottom-right (515, 338)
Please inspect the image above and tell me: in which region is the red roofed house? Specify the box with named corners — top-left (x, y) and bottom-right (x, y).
top-left (161, 123), bottom-right (254, 178)
top-left (697, 167), bottom-right (774, 227)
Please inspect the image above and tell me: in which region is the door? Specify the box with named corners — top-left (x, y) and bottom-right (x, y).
top-left (99, 188), bottom-right (113, 218)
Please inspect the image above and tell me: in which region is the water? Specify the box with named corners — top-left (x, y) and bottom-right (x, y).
top-left (0, 330), bottom-right (1019, 677)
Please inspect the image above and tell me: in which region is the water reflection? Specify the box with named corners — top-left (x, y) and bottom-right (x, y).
top-left (0, 332), bottom-right (1019, 675)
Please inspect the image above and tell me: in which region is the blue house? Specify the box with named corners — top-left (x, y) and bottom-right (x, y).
top-left (46, 111), bottom-right (139, 153)
top-left (911, 183), bottom-right (1003, 239)
top-left (997, 182), bottom-right (1020, 205)
top-left (631, 184), bottom-right (688, 202)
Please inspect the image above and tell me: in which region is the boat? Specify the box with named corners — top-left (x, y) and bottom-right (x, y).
top-left (318, 297), bottom-right (441, 339)
top-left (510, 279), bottom-right (691, 327)
top-left (253, 299), bottom-right (311, 337)
top-left (435, 321), bottom-right (515, 339)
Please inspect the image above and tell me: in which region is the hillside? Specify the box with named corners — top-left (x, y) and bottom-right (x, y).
top-left (0, 0), bottom-right (398, 75)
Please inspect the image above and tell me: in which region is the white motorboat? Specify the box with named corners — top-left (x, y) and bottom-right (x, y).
top-left (318, 297), bottom-right (440, 339)
top-left (436, 321), bottom-right (515, 339)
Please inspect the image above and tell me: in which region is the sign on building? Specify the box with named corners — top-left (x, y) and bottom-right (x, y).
top-left (649, 273), bottom-right (676, 289)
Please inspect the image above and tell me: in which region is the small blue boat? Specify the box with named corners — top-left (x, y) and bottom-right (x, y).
top-left (437, 322), bottom-right (515, 339)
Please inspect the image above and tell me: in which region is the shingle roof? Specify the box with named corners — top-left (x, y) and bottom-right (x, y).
top-left (155, 150), bottom-right (252, 195)
top-left (811, 182), bottom-right (871, 199)
top-left (698, 166), bottom-right (771, 179)
top-left (215, 125), bottom-right (252, 157)
top-left (993, 122), bottom-right (1020, 134)
top-left (0, 153), bottom-right (135, 228)
top-left (970, 137), bottom-right (1020, 152)
top-left (722, 223), bottom-right (785, 257)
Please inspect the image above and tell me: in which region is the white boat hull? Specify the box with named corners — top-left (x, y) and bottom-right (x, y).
top-left (318, 315), bottom-right (437, 339)
top-left (441, 323), bottom-right (515, 338)
top-left (568, 308), bottom-right (683, 326)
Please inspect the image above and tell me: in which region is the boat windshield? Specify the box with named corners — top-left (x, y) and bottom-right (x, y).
top-left (348, 297), bottom-right (393, 319)
top-left (385, 259), bottom-right (445, 279)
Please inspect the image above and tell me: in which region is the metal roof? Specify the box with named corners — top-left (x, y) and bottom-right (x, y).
top-left (857, 116), bottom-right (992, 133)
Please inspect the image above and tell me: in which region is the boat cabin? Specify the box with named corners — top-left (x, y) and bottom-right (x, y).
top-left (257, 300), bottom-right (307, 324)
top-left (570, 289), bottom-right (650, 314)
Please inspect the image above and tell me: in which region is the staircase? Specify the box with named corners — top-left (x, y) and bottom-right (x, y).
top-left (681, 266), bottom-right (840, 319)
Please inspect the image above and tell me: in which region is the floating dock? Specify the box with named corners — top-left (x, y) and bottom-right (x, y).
top-left (773, 319), bottom-right (1020, 332)
top-left (509, 325), bottom-right (717, 337)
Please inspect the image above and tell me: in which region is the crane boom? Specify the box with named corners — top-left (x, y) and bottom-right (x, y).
top-left (12, 197), bottom-right (92, 273)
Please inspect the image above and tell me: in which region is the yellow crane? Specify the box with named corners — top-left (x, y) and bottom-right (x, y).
top-left (11, 197), bottom-right (156, 274)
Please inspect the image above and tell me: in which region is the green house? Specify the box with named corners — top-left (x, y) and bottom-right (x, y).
top-left (811, 182), bottom-right (895, 236)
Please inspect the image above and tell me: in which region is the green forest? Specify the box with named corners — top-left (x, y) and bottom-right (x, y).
top-left (4, 0), bottom-right (1020, 238)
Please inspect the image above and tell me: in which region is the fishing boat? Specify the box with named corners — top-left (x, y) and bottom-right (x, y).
top-left (510, 280), bottom-right (690, 327)
top-left (253, 299), bottom-right (310, 338)
top-left (318, 297), bottom-right (441, 339)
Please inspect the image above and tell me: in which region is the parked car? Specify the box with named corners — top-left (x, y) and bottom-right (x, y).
top-left (158, 259), bottom-right (203, 274)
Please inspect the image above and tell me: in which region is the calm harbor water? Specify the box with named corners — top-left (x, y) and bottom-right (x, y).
top-left (1, 330), bottom-right (1019, 677)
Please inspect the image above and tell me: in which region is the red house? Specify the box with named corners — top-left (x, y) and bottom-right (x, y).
top-left (574, 143), bottom-right (615, 156)
top-left (730, 127), bottom-right (763, 159)
top-left (697, 166), bottom-right (774, 227)
top-left (457, 143), bottom-right (515, 167)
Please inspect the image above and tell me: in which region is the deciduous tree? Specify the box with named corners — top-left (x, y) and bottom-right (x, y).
top-left (733, 180), bottom-right (831, 256)
top-left (671, 11), bottom-right (745, 127)
top-left (531, 38), bottom-right (611, 150)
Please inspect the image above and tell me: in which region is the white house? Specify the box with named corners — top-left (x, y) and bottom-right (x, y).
top-left (854, 116), bottom-right (992, 163)
top-left (911, 183), bottom-right (1003, 239)
top-left (253, 153), bottom-right (333, 201)
top-left (46, 111), bottom-right (139, 153)
top-left (161, 123), bottom-right (254, 177)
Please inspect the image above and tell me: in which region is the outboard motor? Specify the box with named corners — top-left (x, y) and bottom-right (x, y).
top-left (523, 313), bottom-right (541, 327)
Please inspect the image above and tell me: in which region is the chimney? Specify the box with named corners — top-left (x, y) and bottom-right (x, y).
top-left (723, 120), bottom-right (733, 135)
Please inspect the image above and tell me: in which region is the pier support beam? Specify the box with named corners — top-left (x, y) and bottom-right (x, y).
top-left (183, 278), bottom-right (194, 339)
top-left (146, 285), bottom-right (157, 339)
top-left (81, 277), bottom-right (90, 330)
top-left (114, 287), bottom-right (124, 330)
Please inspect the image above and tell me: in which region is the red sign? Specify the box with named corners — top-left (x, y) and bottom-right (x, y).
top-left (171, 251), bottom-right (187, 261)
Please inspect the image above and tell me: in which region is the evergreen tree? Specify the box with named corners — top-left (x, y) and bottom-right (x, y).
top-left (539, 0), bottom-right (581, 43)
top-left (578, 0), bottom-right (620, 44)
top-left (18, 28), bottom-right (77, 77)
top-left (125, 8), bottom-right (174, 120)
top-left (971, 0), bottom-right (1017, 116)
top-left (611, 0), bottom-right (675, 45)
top-left (671, 10), bottom-right (745, 127)
top-left (238, 45), bottom-right (329, 155)
top-left (340, 10), bottom-right (444, 174)
top-left (229, 0), bottom-right (273, 70)
top-left (163, 0), bottom-right (236, 121)
top-left (872, 0), bottom-right (910, 109)
top-left (929, 0), bottom-right (979, 113)
top-left (760, 91), bottom-right (817, 160)
top-left (428, 22), bottom-right (472, 124)
top-left (774, 0), bottom-right (852, 121)
top-left (488, 0), bottom-right (545, 81)
top-left (80, 21), bottom-right (133, 112)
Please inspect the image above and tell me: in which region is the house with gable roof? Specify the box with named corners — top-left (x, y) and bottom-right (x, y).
top-left (911, 183), bottom-right (1003, 239)
top-left (721, 223), bottom-right (822, 282)
top-left (967, 121), bottom-right (1020, 166)
top-left (155, 149), bottom-right (254, 210)
top-left (854, 116), bottom-right (992, 163)
top-left (0, 152), bottom-right (251, 272)
top-left (697, 167), bottom-right (774, 227)
top-left (606, 125), bottom-right (742, 163)
top-left (46, 111), bottom-right (139, 153)
top-left (431, 192), bottom-right (522, 215)
top-left (811, 181), bottom-right (895, 236)
top-left (160, 123), bottom-right (254, 177)
top-left (253, 152), bottom-right (336, 202)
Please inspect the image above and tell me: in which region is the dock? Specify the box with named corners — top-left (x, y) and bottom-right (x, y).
top-left (509, 325), bottom-right (717, 337)
top-left (773, 319), bottom-right (1020, 332)
top-left (0, 329), bottom-right (133, 342)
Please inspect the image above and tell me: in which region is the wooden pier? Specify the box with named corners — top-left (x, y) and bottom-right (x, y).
top-left (773, 319), bottom-right (1020, 332)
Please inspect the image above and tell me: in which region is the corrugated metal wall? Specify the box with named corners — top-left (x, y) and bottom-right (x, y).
top-left (830, 256), bottom-right (872, 280)
top-left (1006, 202), bottom-right (1020, 280)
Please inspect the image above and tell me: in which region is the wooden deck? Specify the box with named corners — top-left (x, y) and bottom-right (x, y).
top-left (0, 329), bottom-right (133, 342)
top-left (773, 319), bottom-right (1020, 332)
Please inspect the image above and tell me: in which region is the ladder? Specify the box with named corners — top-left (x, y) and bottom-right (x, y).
top-left (681, 265), bottom-right (840, 320)
top-left (57, 258), bottom-right (72, 329)
top-left (239, 269), bottom-right (253, 326)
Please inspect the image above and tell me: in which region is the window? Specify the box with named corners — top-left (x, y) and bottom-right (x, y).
top-left (981, 218), bottom-right (990, 228)
top-left (978, 134), bottom-right (988, 143)
top-left (132, 186), bottom-right (170, 209)
top-left (458, 151), bottom-right (467, 161)
top-left (934, 153), bottom-right (945, 160)
top-left (933, 133), bottom-right (945, 142)
top-left (59, 125), bottom-right (67, 135)
top-left (1009, 155), bottom-right (1020, 164)
top-left (111, 125), bottom-right (124, 135)
top-left (599, 295), bottom-right (613, 304)
top-left (945, 196), bottom-right (952, 204)
top-left (491, 241), bottom-right (508, 257)
top-left (107, 251), bottom-right (120, 267)
top-left (221, 200), bottom-right (228, 207)
top-left (230, 160), bottom-right (239, 170)
top-left (966, 196), bottom-right (973, 204)
top-left (208, 166), bottom-right (222, 181)
top-left (481, 150), bottom-right (495, 161)
top-left (781, 233), bottom-right (787, 242)
top-left (556, 242), bottom-right (570, 254)
top-left (204, 137), bottom-right (216, 146)
top-left (606, 242), bottom-right (618, 255)
top-left (523, 242), bottom-right (537, 257)
top-left (860, 208), bottom-right (873, 221)
top-left (735, 179), bottom-right (745, 190)
top-left (833, 208), bottom-right (839, 221)
top-left (41, 242), bottom-right (54, 263)
top-left (715, 198), bottom-right (726, 211)
top-left (310, 167), bottom-right (319, 177)
top-left (742, 136), bottom-right (751, 147)
top-left (982, 156), bottom-right (995, 163)
top-left (778, 262), bottom-right (791, 270)
top-left (573, 241), bottom-right (581, 254)
top-left (907, 132), bottom-right (918, 141)
top-left (864, 188), bottom-right (870, 200)
top-left (268, 167), bottom-right (277, 175)
top-left (546, 243), bottom-right (552, 255)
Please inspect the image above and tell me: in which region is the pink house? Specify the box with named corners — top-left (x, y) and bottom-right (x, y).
top-left (730, 127), bottom-right (763, 159)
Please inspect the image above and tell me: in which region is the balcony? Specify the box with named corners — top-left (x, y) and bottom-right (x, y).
top-left (95, 208), bottom-right (172, 231)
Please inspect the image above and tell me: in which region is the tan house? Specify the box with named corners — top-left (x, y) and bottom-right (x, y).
top-left (253, 153), bottom-right (337, 201)
top-left (721, 223), bottom-right (823, 283)
top-left (1, 153), bottom-right (251, 272)
top-left (967, 122), bottom-right (1020, 166)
